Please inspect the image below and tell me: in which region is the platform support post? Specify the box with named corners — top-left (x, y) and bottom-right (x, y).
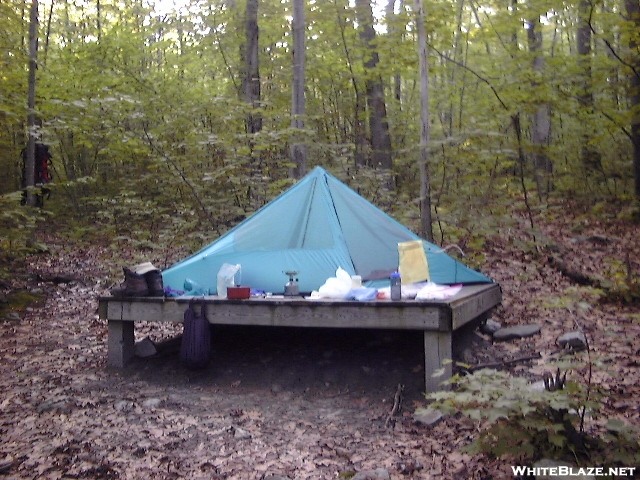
top-left (108, 320), bottom-right (135, 367)
top-left (423, 330), bottom-right (452, 392)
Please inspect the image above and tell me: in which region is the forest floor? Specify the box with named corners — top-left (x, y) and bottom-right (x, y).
top-left (0, 200), bottom-right (639, 479)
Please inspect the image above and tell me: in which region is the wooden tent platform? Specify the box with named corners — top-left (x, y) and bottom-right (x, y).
top-left (98, 283), bottom-right (501, 392)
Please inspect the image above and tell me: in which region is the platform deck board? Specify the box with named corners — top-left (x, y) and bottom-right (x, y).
top-left (98, 283), bottom-right (501, 392)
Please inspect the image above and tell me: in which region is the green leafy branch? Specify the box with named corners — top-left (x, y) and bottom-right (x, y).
top-left (421, 365), bottom-right (640, 467)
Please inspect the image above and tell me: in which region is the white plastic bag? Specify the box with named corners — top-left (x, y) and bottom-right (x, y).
top-left (216, 263), bottom-right (241, 298)
top-left (415, 282), bottom-right (463, 300)
top-left (316, 267), bottom-right (352, 299)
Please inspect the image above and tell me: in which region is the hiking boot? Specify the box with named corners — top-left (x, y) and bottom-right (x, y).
top-left (145, 270), bottom-right (165, 297)
top-left (110, 267), bottom-right (149, 297)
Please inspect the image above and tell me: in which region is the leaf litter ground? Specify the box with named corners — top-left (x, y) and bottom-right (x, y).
top-left (1, 204), bottom-right (639, 479)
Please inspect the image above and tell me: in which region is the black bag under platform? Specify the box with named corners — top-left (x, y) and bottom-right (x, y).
top-left (180, 301), bottom-right (211, 369)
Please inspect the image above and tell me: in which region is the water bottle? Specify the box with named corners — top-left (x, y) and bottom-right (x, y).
top-left (390, 271), bottom-right (401, 300)
top-left (184, 278), bottom-right (207, 296)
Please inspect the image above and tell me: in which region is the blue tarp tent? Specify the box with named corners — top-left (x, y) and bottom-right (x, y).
top-left (162, 166), bottom-right (492, 294)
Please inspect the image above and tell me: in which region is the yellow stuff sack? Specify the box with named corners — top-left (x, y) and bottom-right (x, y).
top-left (398, 240), bottom-right (430, 284)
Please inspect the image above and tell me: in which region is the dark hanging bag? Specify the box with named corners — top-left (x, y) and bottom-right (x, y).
top-left (180, 301), bottom-right (211, 369)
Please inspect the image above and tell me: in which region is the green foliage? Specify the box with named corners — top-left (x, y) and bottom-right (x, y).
top-left (0, 289), bottom-right (43, 323)
top-left (423, 368), bottom-right (640, 467)
top-left (0, 192), bottom-right (49, 253)
top-left (0, 191), bottom-right (50, 279)
top-left (0, 0), bottom-right (638, 272)
top-left (540, 286), bottom-right (603, 312)
top-left (426, 369), bottom-right (587, 457)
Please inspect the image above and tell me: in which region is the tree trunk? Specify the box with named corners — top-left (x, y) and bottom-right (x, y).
top-left (243, 0), bottom-right (261, 134)
top-left (355, 0), bottom-right (393, 170)
top-left (624, 0), bottom-right (640, 200)
top-left (25, 0), bottom-right (39, 208)
top-left (385, 0), bottom-right (402, 104)
top-left (290, 0), bottom-right (307, 178)
top-left (577, 0), bottom-right (603, 178)
top-left (415, 0), bottom-right (434, 242)
top-left (527, 15), bottom-right (553, 199)
top-left (334, 5), bottom-right (366, 167)
top-left (447, 0), bottom-right (466, 137)
top-left (96, 0), bottom-right (101, 41)
top-left (43, 0), bottom-right (54, 65)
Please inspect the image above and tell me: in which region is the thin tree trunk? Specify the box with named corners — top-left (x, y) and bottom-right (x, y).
top-left (290, 0), bottom-right (307, 178)
top-left (447, 0), bottom-right (465, 137)
top-left (243, 0), bottom-right (261, 134)
top-left (577, 0), bottom-right (603, 178)
top-left (415, 0), bottom-right (433, 242)
top-left (96, 0), bottom-right (101, 41)
top-left (385, 0), bottom-right (402, 103)
top-left (355, 0), bottom-right (393, 170)
top-left (25, 0), bottom-right (39, 208)
top-left (43, 0), bottom-right (53, 65)
top-left (624, 0), bottom-right (640, 200)
top-left (334, 3), bottom-right (366, 167)
top-left (527, 15), bottom-right (552, 198)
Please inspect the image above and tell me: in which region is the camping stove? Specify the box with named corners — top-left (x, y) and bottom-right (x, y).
top-left (283, 270), bottom-right (299, 296)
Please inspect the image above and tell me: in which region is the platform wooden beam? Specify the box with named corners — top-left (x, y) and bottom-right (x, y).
top-left (107, 319), bottom-right (134, 368)
top-left (98, 283), bottom-right (501, 392)
top-left (424, 330), bottom-right (453, 392)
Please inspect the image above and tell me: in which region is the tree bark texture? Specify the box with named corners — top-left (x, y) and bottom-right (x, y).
top-left (334, 5), bottom-right (366, 167)
top-left (526, 16), bottom-right (553, 198)
top-left (624, 0), bottom-right (640, 199)
top-left (385, 0), bottom-right (402, 104)
top-left (577, 0), bottom-right (603, 177)
top-left (290, 0), bottom-right (307, 178)
top-left (243, 0), bottom-right (261, 134)
top-left (25, 0), bottom-right (39, 207)
top-left (415, 0), bottom-right (434, 242)
top-left (355, 0), bottom-right (393, 170)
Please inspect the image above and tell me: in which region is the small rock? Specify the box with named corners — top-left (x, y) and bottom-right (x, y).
top-left (556, 331), bottom-right (587, 351)
top-left (351, 468), bottom-right (391, 480)
top-left (114, 400), bottom-right (134, 411)
top-left (142, 398), bottom-right (162, 409)
top-left (6, 312), bottom-right (21, 321)
top-left (263, 475), bottom-right (292, 480)
top-left (233, 427), bottom-right (251, 439)
top-left (481, 318), bottom-right (502, 335)
top-left (528, 380), bottom-right (547, 391)
top-left (396, 456), bottom-right (423, 474)
top-left (37, 400), bottom-right (71, 414)
top-left (135, 337), bottom-right (157, 358)
top-left (493, 324), bottom-right (541, 341)
top-left (414, 408), bottom-right (444, 426)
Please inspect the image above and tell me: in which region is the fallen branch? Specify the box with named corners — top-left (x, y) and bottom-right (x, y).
top-left (34, 273), bottom-right (81, 284)
top-left (547, 255), bottom-right (599, 287)
top-left (464, 353), bottom-right (542, 372)
top-left (385, 383), bottom-right (404, 428)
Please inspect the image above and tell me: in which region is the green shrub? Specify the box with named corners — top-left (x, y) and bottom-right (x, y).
top-left (422, 368), bottom-right (640, 468)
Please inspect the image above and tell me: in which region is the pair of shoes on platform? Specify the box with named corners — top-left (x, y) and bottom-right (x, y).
top-left (110, 262), bottom-right (164, 297)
